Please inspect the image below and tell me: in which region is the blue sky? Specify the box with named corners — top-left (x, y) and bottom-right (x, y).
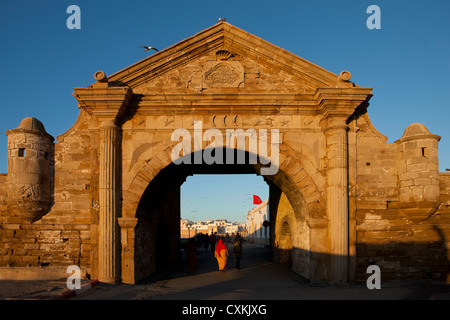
top-left (181, 174), bottom-right (268, 223)
top-left (1, 1), bottom-right (449, 223)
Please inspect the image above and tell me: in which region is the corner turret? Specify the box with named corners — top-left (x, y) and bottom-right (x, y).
top-left (395, 123), bottom-right (440, 203)
top-left (5, 117), bottom-right (54, 222)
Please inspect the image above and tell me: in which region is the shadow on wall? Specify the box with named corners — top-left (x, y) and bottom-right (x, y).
top-left (355, 225), bottom-right (449, 282)
top-left (272, 224), bottom-right (449, 283)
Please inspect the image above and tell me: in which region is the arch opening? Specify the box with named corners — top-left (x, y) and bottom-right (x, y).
top-left (123, 147), bottom-right (325, 283)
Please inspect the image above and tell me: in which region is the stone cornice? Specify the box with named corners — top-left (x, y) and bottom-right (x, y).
top-left (6, 127), bottom-right (54, 141)
top-left (73, 84), bottom-right (133, 123)
top-left (314, 87), bottom-right (373, 121)
top-left (395, 133), bottom-right (441, 144)
top-left (133, 92), bottom-right (316, 113)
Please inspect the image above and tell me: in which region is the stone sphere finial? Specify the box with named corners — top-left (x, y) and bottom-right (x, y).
top-left (94, 70), bottom-right (108, 83)
top-left (339, 70), bottom-right (351, 82)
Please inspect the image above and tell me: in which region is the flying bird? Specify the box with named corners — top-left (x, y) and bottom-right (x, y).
top-left (139, 46), bottom-right (159, 52)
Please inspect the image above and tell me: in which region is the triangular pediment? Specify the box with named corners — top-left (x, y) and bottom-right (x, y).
top-left (106, 22), bottom-right (354, 94)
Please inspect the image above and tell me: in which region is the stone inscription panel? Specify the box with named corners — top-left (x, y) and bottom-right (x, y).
top-left (202, 61), bottom-right (244, 88)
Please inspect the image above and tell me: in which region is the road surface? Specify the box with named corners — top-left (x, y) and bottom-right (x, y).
top-left (70, 242), bottom-right (450, 300)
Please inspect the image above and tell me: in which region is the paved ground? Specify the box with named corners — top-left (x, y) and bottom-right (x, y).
top-left (0, 278), bottom-right (68, 300)
top-left (1, 243), bottom-right (449, 301)
top-left (74, 243), bottom-right (450, 300)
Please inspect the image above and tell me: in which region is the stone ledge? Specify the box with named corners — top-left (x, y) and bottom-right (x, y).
top-left (0, 267), bottom-right (87, 281)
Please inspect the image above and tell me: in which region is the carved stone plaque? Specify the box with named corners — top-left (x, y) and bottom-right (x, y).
top-left (202, 61), bottom-right (244, 88)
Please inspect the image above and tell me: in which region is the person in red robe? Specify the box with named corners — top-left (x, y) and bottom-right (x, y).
top-left (214, 238), bottom-right (229, 271)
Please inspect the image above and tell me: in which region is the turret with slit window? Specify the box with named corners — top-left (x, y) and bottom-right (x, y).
top-left (5, 117), bottom-right (54, 222)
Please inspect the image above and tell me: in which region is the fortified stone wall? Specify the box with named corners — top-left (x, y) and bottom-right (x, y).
top-left (440, 173), bottom-right (450, 204)
top-left (0, 113), bottom-right (95, 279)
top-left (353, 114), bottom-right (450, 281)
top-left (0, 109), bottom-right (448, 282)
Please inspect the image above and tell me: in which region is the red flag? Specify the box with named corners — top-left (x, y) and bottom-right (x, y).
top-left (253, 195), bottom-right (262, 205)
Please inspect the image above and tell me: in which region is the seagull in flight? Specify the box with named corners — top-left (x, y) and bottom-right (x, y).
top-left (139, 46), bottom-right (159, 52)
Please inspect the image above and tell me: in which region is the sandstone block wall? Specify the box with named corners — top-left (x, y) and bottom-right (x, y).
top-left (1, 100), bottom-right (448, 282)
top-left (353, 116), bottom-right (450, 281)
top-left (0, 114), bottom-right (95, 278)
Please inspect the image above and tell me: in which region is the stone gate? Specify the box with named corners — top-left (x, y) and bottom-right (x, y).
top-left (1, 21), bottom-right (449, 284)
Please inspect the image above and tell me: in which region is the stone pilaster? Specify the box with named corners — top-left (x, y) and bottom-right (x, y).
top-left (315, 83), bottom-right (372, 284)
top-left (98, 120), bottom-right (120, 283)
top-left (325, 117), bottom-right (349, 284)
top-left (73, 71), bottom-right (133, 283)
top-left (307, 218), bottom-right (329, 283)
top-left (118, 217), bottom-right (138, 284)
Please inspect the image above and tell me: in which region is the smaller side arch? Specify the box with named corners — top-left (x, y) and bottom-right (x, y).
top-left (277, 221), bottom-right (293, 265)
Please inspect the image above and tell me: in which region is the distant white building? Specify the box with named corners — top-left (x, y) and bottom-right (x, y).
top-left (180, 219), bottom-right (194, 228)
top-left (225, 223), bottom-right (245, 235)
top-left (214, 219), bottom-right (228, 234)
top-left (246, 199), bottom-right (269, 245)
top-left (180, 219), bottom-right (246, 238)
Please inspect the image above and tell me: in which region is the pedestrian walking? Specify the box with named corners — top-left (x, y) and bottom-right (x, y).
top-left (233, 238), bottom-right (243, 270)
top-left (196, 233), bottom-right (203, 251)
top-left (210, 232), bottom-right (216, 253)
top-left (225, 233), bottom-right (231, 245)
top-left (214, 238), bottom-right (228, 271)
top-left (204, 233), bottom-right (210, 252)
top-left (186, 238), bottom-right (198, 273)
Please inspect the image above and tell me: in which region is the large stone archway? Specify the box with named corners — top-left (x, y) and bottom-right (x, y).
top-left (70, 21), bottom-right (372, 285)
